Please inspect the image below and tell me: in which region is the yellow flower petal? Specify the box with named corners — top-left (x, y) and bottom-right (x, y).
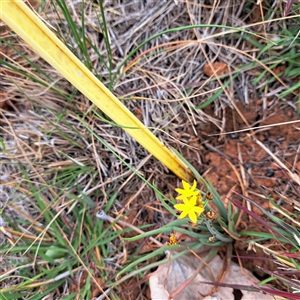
top-left (191, 179), bottom-right (197, 190)
top-left (188, 211), bottom-right (197, 223)
top-left (174, 203), bottom-right (187, 210)
top-left (194, 206), bottom-right (204, 212)
top-left (182, 180), bottom-right (190, 190)
top-left (189, 195), bottom-right (197, 205)
top-left (178, 211), bottom-right (188, 219)
top-left (174, 196), bottom-right (204, 222)
top-left (175, 194), bottom-right (187, 201)
top-left (175, 180), bottom-right (200, 201)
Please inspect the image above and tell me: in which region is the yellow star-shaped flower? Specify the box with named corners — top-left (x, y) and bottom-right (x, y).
top-left (174, 194), bottom-right (204, 223)
top-left (175, 180), bottom-right (199, 201)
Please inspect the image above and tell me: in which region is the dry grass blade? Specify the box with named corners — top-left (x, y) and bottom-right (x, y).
top-left (247, 133), bottom-right (300, 185)
top-left (1, 0), bottom-right (193, 181)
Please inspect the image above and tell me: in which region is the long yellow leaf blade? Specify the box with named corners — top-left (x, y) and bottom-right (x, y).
top-left (0, 0), bottom-right (193, 181)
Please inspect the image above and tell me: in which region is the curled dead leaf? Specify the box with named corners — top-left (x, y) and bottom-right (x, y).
top-left (203, 62), bottom-right (230, 78)
top-left (149, 251), bottom-right (274, 300)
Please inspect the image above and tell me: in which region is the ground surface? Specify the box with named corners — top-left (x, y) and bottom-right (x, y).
top-left (123, 99), bottom-right (300, 298)
top-left (1, 1), bottom-right (300, 299)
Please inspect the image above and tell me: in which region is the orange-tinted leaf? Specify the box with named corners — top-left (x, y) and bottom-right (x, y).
top-left (203, 62), bottom-right (229, 77)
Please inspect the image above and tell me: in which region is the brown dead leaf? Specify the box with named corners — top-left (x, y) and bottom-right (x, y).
top-left (25, 0), bottom-right (41, 9)
top-left (92, 277), bottom-right (103, 298)
top-left (273, 64), bottom-right (286, 76)
top-left (149, 252), bottom-right (274, 300)
top-left (203, 62), bottom-right (229, 78)
top-left (69, 270), bottom-right (103, 297)
top-left (248, 0), bottom-right (268, 23)
top-left (0, 89), bottom-right (8, 110)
